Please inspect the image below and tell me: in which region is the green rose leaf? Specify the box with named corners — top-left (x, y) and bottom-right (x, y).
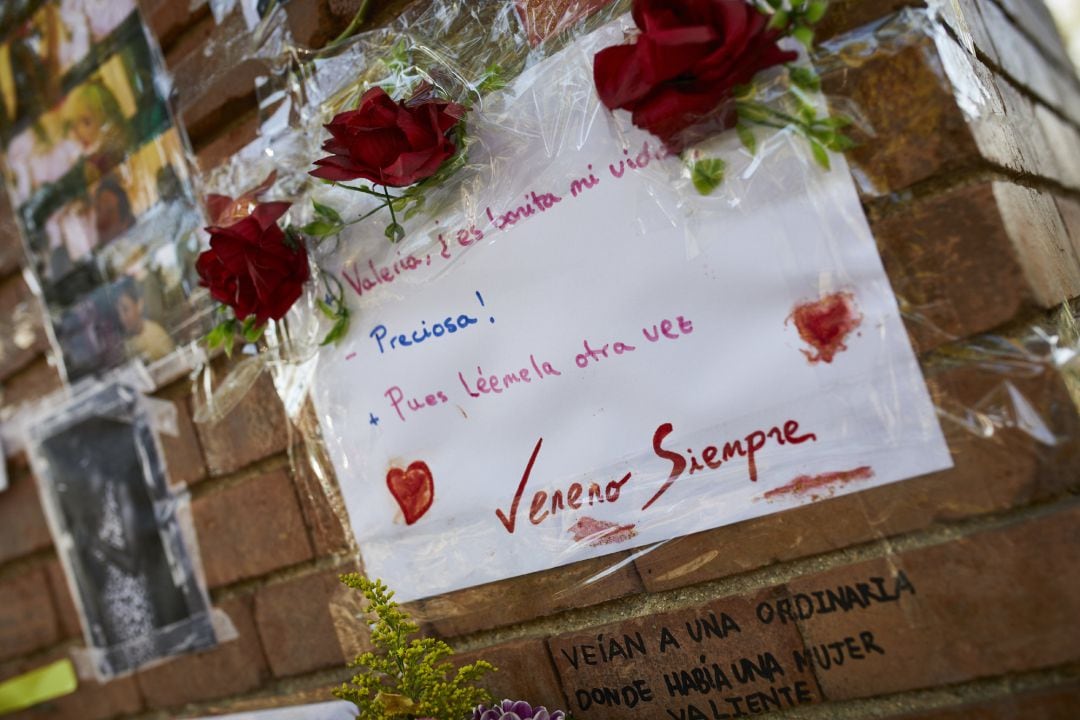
top-left (300, 220), bottom-right (341, 237)
top-left (690, 157), bottom-right (726, 196)
top-left (809, 138), bottom-right (831, 170)
top-left (736, 124), bottom-right (758, 155)
top-left (789, 65), bottom-right (821, 93)
top-left (312, 200), bottom-right (343, 224)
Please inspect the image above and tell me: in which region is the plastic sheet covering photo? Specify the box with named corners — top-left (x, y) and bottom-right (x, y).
top-left (0, 0), bottom-right (213, 384)
top-left (25, 379), bottom-right (218, 680)
top-left (189, 0), bottom-right (1080, 639)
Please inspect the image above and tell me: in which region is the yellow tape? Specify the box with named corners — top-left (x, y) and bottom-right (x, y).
top-left (0, 659), bottom-right (78, 715)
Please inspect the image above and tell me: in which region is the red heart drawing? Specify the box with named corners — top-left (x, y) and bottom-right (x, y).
top-left (386, 461), bottom-right (435, 525)
top-left (787, 291), bottom-right (862, 364)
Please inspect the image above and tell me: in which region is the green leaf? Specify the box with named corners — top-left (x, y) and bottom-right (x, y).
top-left (737, 101), bottom-right (771, 124)
top-left (312, 200), bottom-right (343, 224)
top-left (243, 321), bottom-right (265, 344)
top-left (690, 157), bottom-right (726, 196)
top-left (284, 226), bottom-right (304, 250)
top-left (733, 83), bottom-right (756, 101)
top-left (316, 298), bottom-right (337, 319)
top-left (300, 220), bottom-right (340, 237)
top-left (789, 65), bottom-right (821, 93)
top-left (809, 138), bottom-right (831, 170)
top-left (387, 38), bottom-right (409, 72)
top-left (826, 131), bottom-right (856, 152)
top-left (806, 0), bottom-right (828, 24)
top-left (792, 25), bottom-right (815, 49)
top-left (767, 9), bottom-right (789, 30)
top-left (222, 329), bottom-right (236, 358)
top-left (205, 319), bottom-right (234, 350)
top-left (477, 63), bottom-right (507, 94)
top-left (385, 222), bottom-right (405, 242)
top-left (736, 124), bottom-right (757, 155)
top-left (320, 315), bottom-right (350, 346)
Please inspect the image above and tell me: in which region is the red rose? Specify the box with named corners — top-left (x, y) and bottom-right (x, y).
top-left (594, 0), bottom-right (797, 151)
top-left (196, 202), bottom-right (310, 324)
top-left (310, 87), bottom-right (466, 187)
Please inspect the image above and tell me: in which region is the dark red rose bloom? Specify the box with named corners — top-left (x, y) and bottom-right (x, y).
top-left (310, 87), bottom-right (466, 187)
top-left (594, 0), bottom-right (797, 151)
top-left (196, 201), bottom-right (310, 324)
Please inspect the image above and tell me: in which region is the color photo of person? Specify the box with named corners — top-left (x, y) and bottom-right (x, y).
top-left (114, 275), bottom-right (174, 362)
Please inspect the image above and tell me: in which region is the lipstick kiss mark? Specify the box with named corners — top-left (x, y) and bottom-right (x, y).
top-left (762, 466), bottom-right (874, 502)
top-left (568, 516), bottom-right (637, 547)
top-left (788, 291), bottom-right (862, 364)
top-left (386, 461), bottom-right (434, 525)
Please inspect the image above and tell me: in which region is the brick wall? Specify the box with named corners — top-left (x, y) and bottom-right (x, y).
top-left (1, 0), bottom-right (1080, 718)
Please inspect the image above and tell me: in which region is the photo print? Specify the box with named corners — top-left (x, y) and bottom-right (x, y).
top-left (27, 382), bottom-right (217, 678)
top-left (0, 1), bottom-right (214, 381)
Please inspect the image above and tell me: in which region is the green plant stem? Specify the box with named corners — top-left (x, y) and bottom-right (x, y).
top-left (383, 185), bottom-right (400, 228)
top-left (334, 182), bottom-right (402, 200)
top-left (317, 0), bottom-right (372, 56)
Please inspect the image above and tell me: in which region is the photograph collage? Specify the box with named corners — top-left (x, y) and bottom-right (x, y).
top-left (0, 0), bottom-right (209, 380)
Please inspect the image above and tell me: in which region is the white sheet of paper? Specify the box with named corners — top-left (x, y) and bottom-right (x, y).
top-left (192, 701), bottom-right (357, 720)
top-left (310, 17), bottom-right (953, 602)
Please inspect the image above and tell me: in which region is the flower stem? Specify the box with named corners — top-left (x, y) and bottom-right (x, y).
top-left (334, 183), bottom-right (401, 200)
top-left (383, 185), bottom-right (399, 227)
top-left (317, 0), bottom-right (372, 56)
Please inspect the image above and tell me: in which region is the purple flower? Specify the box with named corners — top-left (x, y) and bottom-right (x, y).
top-left (472, 699), bottom-right (566, 720)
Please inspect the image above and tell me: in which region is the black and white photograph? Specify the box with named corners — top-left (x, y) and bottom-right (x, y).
top-left (28, 382), bottom-right (217, 678)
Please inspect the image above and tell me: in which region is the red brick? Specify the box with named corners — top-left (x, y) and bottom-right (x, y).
top-left (0, 273), bottom-right (47, 381)
top-left (1, 356), bottom-right (63, 411)
top-left (817, 0), bottom-right (925, 42)
top-left (291, 409), bottom-right (350, 556)
top-left (193, 468), bottom-right (313, 587)
top-left (635, 348), bottom-right (1080, 592)
top-left (1056, 196), bottom-right (1080, 258)
top-left (253, 566), bottom-right (357, 677)
top-left (822, 36), bottom-right (980, 196)
top-left (137, 595), bottom-right (269, 708)
top-left (1035, 103), bottom-right (1080, 190)
top-left (0, 194), bottom-right (23, 278)
top-left (0, 470), bottom-right (51, 564)
top-left (143, 0), bottom-right (210, 59)
top-left (405, 552), bottom-right (644, 638)
top-left (548, 591), bottom-right (822, 718)
top-left (194, 109), bottom-right (260, 173)
top-left (43, 559), bottom-right (81, 640)
top-left (872, 182), bottom-right (1076, 353)
top-left (789, 503), bottom-right (1080, 701)
top-left (515, 0), bottom-right (613, 46)
top-left (937, 0), bottom-right (998, 65)
top-left (285, 0), bottom-right (418, 49)
top-left (0, 567), bottom-right (60, 661)
top-left (993, 182), bottom-right (1080, 306)
top-left (979, 1), bottom-right (1080, 124)
top-left (6, 652), bottom-right (143, 720)
top-left (193, 362), bottom-right (290, 476)
top-left (152, 383), bottom-right (207, 487)
top-left (987, 76), bottom-right (1060, 181)
top-left (454, 639), bottom-right (567, 712)
top-left (995, 0), bottom-right (1076, 72)
top-left (884, 683), bottom-right (1080, 719)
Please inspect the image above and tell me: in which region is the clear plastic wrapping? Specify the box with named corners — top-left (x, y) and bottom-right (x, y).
top-left (187, 0), bottom-right (1039, 613)
top-left (0, 0), bottom-right (213, 384)
top-left (25, 378), bottom-right (219, 679)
